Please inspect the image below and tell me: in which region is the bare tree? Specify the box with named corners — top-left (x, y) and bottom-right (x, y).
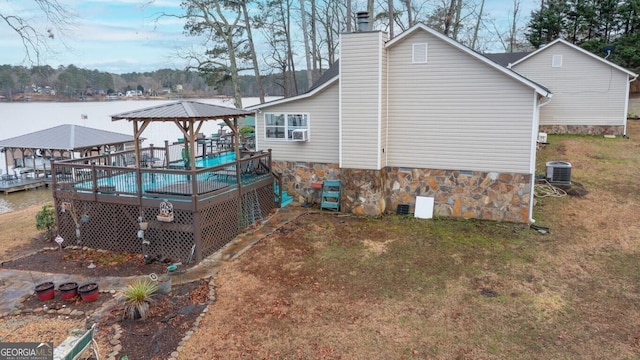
top-left (470, 0), bottom-right (485, 49)
top-left (300, 0), bottom-right (314, 89)
top-left (1, 0), bottom-right (72, 64)
top-left (346, 0), bottom-right (352, 32)
top-left (388, 0), bottom-right (395, 37)
top-left (239, 1), bottom-right (265, 103)
top-left (367, 0), bottom-right (375, 30)
top-left (404, 0), bottom-right (413, 27)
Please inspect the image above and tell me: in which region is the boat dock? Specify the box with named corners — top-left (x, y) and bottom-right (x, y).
top-left (0, 178), bottom-right (49, 195)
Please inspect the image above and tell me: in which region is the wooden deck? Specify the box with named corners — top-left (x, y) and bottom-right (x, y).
top-left (0, 178), bottom-right (49, 194)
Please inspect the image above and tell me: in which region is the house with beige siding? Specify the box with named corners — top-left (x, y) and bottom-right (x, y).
top-left (490, 39), bottom-right (637, 136)
top-left (246, 22), bottom-right (552, 223)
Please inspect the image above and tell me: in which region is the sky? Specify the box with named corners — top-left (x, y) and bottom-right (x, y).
top-left (0, 0), bottom-right (539, 74)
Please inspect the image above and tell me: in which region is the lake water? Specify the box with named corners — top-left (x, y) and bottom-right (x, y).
top-left (0, 97), bottom-right (270, 214)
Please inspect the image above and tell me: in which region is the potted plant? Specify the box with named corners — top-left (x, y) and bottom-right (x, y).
top-left (121, 278), bottom-right (159, 320)
top-left (59, 282), bottom-right (79, 301)
top-left (78, 282), bottom-right (99, 302)
top-left (35, 281), bottom-right (55, 301)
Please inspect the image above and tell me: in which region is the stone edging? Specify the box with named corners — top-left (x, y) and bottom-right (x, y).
top-left (101, 277), bottom-right (217, 360)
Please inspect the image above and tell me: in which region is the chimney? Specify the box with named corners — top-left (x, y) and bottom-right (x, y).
top-left (356, 11), bottom-right (369, 32)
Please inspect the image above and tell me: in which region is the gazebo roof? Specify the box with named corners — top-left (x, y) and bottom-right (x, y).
top-left (111, 101), bottom-right (253, 121)
top-left (0, 124), bottom-right (135, 151)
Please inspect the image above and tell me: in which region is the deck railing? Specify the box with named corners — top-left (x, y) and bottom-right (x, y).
top-left (51, 146), bottom-right (273, 202)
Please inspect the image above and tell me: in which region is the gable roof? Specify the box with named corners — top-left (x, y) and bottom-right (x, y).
top-left (386, 23), bottom-right (552, 97)
top-left (484, 52), bottom-right (531, 67)
top-left (0, 124), bottom-right (135, 151)
top-left (112, 100), bottom-right (252, 121)
top-left (509, 38), bottom-right (638, 78)
top-left (245, 63), bottom-right (339, 110)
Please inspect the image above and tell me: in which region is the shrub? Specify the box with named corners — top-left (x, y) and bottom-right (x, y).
top-left (121, 278), bottom-right (159, 320)
top-left (35, 205), bottom-right (56, 241)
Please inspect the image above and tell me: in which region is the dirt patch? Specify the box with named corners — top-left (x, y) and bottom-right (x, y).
top-left (1, 248), bottom-right (178, 277)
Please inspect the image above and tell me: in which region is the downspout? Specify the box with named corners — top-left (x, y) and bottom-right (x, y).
top-left (529, 93), bottom-right (552, 224)
top-left (623, 74), bottom-right (638, 137)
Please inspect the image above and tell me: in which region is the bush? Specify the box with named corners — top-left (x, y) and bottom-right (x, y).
top-left (239, 125), bottom-right (254, 137)
top-left (121, 278), bottom-right (159, 320)
top-left (35, 205), bottom-right (56, 241)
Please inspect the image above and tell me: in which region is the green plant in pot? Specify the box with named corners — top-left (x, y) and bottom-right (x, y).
top-left (121, 278), bottom-right (158, 320)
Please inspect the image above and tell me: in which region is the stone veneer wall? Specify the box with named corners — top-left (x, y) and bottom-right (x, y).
top-left (540, 125), bottom-right (624, 136)
top-left (273, 161), bottom-right (532, 223)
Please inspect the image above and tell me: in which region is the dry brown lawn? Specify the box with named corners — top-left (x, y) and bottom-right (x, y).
top-left (0, 205), bottom-right (46, 262)
top-left (2, 111), bottom-right (640, 359)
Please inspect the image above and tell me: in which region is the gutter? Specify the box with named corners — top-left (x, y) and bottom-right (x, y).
top-left (529, 94), bottom-right (553, 225)
top-left (624, 74), bottom-right (639, 137)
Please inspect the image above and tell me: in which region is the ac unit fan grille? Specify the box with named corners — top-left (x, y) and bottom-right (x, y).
top-left (546, 161), bottom-right (572, 185)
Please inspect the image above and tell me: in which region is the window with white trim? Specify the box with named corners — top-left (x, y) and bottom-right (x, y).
top-left (552, 54), bottom-right (563, 67)
top-left (264, 113), bottom-right (309, 140)
top-left (412, 43), bottom-right (428, 63)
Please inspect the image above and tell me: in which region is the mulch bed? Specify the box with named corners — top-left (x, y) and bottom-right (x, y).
top-left (1, 248), bottom-right (179, 277)
top-left (98, 278), bottom-right (210, 360)
top-left (4, 247), bottom-right (211, 359)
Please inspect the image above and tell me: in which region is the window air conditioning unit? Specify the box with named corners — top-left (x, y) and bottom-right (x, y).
top-left (546, 161), bottom-right (572, 185)
top-left (292, 129), bottom-right (309, 141)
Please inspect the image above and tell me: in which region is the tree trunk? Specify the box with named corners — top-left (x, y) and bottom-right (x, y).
top-left (405, 0), bottom-right (413, 27)
top-left (346, 0), bottom-right (352, 32)
top-left (388, 0), bottom-right (395, 37)
top-left (471, 0), bottom-right (485, 49)
top-left (311, 0), bottom-right (319, 81)
top-left (241, 2), bottom-right (265, 103)
top-left (367, 0), bottom-right (374, 30)
top-left (299, 0), bottom-right (313, 89)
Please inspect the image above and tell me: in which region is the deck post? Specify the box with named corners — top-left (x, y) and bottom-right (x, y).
top-left (164, 140), bottom-right (170, 167)
top-left (193, 210), bottom-right (203, 263)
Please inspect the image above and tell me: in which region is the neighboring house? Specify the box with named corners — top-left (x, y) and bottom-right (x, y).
top-left (487, 39), bottom-right (638, 136)
top-left (247, 22), bottom-right (552, 223)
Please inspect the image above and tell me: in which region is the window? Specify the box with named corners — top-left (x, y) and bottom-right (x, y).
top-left (552, 54), bottom-right (563, 67)
top-left (264, 113), bottom-right (309, 141)
top-left (412, 43), bottom-right (428, 63)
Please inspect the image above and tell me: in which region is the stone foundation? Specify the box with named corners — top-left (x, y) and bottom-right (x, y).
top-left (273, 161), bottom-right (533, 223)
top-left (540, 125), bottom-right (624, 136)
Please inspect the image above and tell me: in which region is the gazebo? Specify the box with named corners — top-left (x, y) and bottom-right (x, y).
top-left (50, 101), bottom-right (279, 264)
top-left (0, 124), bottom-right (137, 179)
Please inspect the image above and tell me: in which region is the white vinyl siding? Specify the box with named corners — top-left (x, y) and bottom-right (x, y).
top-left (254, 83), bottom-right (339, 163)
top-left (513, 42), bottom-right (629, 127)
top-left (386, 31), bottom-right (536, 173)
top-left (340, 31), bottom-right (385, 170)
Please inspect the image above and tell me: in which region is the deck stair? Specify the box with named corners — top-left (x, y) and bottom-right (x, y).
top-left (274, 183), bottom-right (294, 208)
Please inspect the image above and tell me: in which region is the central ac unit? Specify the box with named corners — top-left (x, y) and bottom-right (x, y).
top-left (546, 161), bottom-right (572, 185)
top-left (292, 129), bottom-right (309, 141)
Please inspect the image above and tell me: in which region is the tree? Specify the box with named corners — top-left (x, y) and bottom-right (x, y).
top-left (239, 0), bottom-right (265, 103)
top-left (0, 0), bottom-right (72, 64)
top-left (526, 0), bottom-right (568, 48)
top-left (182, 0), bottom-right (252, 108)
